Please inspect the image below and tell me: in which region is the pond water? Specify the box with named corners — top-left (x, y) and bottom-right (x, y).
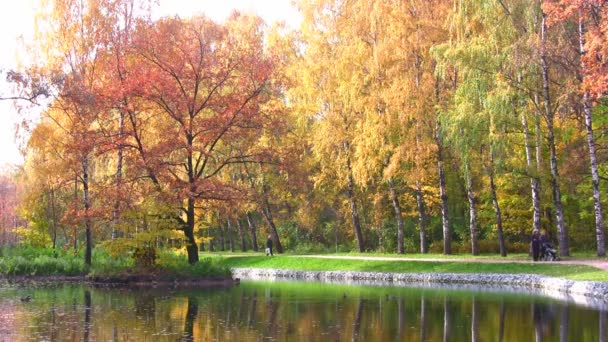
top-left (0, 280), bottom-right (605, 341)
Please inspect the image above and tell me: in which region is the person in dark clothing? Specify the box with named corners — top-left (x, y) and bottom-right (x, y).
top-left (531, 229), bottom-right (541, 261)
top-left (266, 235), bottom-right (273, 256)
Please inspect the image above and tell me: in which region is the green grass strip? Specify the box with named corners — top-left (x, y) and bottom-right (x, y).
top-left (215, 255), bottom-right (608, 282)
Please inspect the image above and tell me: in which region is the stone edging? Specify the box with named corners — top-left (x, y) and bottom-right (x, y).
top-left (232, 268), bottom-right (608, 308)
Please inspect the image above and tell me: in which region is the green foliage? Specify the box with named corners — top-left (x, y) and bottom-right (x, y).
top-left (0, 247), bottom-right (84, 276)
top-left (132, 246), bottom-right (156, 268)
top-left (88, 249), bottom-right (134, 276)
top-left (13, 227), bottom-right (51, 248)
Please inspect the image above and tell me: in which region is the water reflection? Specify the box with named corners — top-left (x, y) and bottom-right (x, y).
top-left (0, 281), bottom-right (605, 341)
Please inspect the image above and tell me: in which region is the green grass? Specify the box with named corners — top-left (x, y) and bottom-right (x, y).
top-left (214, 255), bottom-right (608, 282)
top-left (204, 249), bottom-right (606, 260)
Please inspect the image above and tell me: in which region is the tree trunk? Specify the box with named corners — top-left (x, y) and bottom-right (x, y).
top-left (465, 165), bottom-right (479, 255)
top-left (541, 12), bottom-right (569, 256)
top-left (218, 224), bottom-right (225, 251)
top-left (82, 157), bottom-right (92, 267)
top-left (436, 122), bottom-right (451, 254)
top-left (49, 187), bottom-right (58, 250)
top-left (416, 180), bottom-right (428, 253)
top-left (261, 197), bottom-right (283, 253)
top-left (237, 218), bottom-right (247, 252)
top-left (247, 212), bottom-right (259, 252)
top-left (489, 148), bottom-right (507, 257)
top-left (185, 198), bottom-right (199, 264)
top-left (522, 112), bottom-right (542, 234)
top-left (112, 111), bottom-right (124, 240)
top-left (73, 172), bottom-right (78, 252)
top-left (579, 13), bottom-right (606, 257)
top-left (227, 217), bottom-right (235, 253)
top-left (345, 147), bottom-right (365, 252)
top-left (388, 177), bottom-right (405, 254)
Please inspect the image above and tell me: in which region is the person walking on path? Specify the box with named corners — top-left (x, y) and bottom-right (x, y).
top-left (266, 235), bottom-right (273, 256)
top-left (531, 229), bottom-right (541, 261)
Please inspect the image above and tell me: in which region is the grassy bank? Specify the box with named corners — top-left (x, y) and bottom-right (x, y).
top-left (215, 255), bottom-right (608, 282)
top-left (0, 247), bottom-right (230, 278)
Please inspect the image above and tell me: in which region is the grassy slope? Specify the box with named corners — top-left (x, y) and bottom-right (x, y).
top-left (214, 255), bottom-right (608, 282)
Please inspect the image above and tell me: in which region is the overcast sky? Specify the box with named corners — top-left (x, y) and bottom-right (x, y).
top-left (0, 0), bottom-right (301, 169)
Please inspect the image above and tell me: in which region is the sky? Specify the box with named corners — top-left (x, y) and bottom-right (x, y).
top-left (0, 0), bottom-right (301, 169)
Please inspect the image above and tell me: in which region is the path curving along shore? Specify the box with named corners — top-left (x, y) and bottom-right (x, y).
top-left (232, 267), bottom-right (608, 310)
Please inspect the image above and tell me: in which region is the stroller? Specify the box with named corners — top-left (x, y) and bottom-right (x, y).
top-left (540, 242), bottom-right (558, 261)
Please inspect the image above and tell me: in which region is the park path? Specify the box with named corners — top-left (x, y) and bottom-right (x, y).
top-left (294, 254), bottom-right (608, 272)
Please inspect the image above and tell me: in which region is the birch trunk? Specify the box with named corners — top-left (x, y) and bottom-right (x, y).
top-left (578, 13), bottom-right (605, 256)
top-left (246, 212), bottom-right (259, 252)
top-left (541, 12), bottom-right (569, 256)
top-left (237, 218), bottom-right (247, 252)
top-left (489, 148), bottom-right (507, 257)
top-left (388, 177), bottom-right (405, 254)
top-left (465, 165), bottom-right (478, 255)
top-left (416, 181), bottom-right (428, 253)
top-left (345, 142), bottom-right (365, 252)
top-left (436, 122), bottom-right (451, 254)
top-left (227, 218), bottom-right (235, 253)
top-left (522, 113), bottom-right (542, 233)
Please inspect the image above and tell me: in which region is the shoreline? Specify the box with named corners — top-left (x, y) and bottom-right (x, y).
top-left (232, 267), bottom-right (608, 309)
top-left (0, 274), bottom-right (237, 288)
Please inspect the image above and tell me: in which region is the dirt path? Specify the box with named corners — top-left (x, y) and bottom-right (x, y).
top-left (295, 255), bottom-right (608, 271)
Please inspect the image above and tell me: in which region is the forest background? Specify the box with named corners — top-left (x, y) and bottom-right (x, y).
top-left (0, 0), bottom-right (607, 267)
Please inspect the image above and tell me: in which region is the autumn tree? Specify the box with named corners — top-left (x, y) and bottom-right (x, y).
top-left (544, 0), bottom-right (607, 256)
top-left (121, 13), bottom-right (281, 264)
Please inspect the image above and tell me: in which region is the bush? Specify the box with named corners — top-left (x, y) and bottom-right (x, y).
top-left (133, 246), bottom-right (156, 268)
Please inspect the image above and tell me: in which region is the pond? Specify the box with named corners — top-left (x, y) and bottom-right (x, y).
top-left (0, 280), bottom-right (605, 341)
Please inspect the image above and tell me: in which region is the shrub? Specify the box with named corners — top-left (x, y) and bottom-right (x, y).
top-left (133, 246), bottom-right (156, 268)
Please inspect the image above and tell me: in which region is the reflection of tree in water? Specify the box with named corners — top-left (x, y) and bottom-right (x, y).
top-left (182, 296), bottom-right (198, 342)
top-left (247, 290), bottom-right (258, 327)
top-left (532, 301), bottom-right (557, 342)
top-left (352, 298), bottom-right (363, 342)
top-left (7, 284), bottom-right (608, 341)
top-left (559, 305), bottom-right (568, 342)
top-left (600, 310), bottom-right (607, 342)
top-left (83, 290), bottom-right (91, 342)
top-left (498, 299), bottom-right (505, 342)
top-left (420, 296), bottom-right (427, 342)
top-left (397, 298), bottom-right (405, 341)
top-left (471, 296), bottom-right (479, 342)
top-left (264, 292), bottom-right (280, 338)
top-left (134, 292), bottom-right (156, 326)
top-left (443, 296), bottom-right (451, 342)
